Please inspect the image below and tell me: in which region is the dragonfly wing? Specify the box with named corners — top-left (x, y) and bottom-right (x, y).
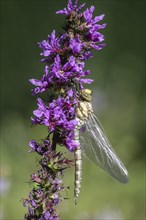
top-left (79, 113), bottom-right (128, 184)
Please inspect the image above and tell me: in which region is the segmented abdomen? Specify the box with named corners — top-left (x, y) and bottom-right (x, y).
top-left (74, 128), bottom-right (82, 205)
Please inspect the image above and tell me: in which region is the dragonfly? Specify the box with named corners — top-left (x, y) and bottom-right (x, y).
top-left (74, 89), bottom-right (128, 204)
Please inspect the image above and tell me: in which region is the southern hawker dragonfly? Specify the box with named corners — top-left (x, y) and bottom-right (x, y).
top-left (74, 89), bottom-right (128, 204)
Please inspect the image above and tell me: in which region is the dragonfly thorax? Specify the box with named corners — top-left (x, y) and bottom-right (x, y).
top-left (77, 101), bottom-right (93, 122)
top-left (76, 89), bottom-right (93, 127)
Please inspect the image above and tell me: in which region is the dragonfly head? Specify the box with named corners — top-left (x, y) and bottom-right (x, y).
top-left (80, 89), bottom-right (92, 102)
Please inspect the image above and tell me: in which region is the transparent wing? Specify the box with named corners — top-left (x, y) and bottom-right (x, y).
top-left (80, 113), bottom-right (128, 183)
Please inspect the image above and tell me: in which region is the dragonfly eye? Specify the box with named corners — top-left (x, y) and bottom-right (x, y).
top-left (80, 89), bottom-right (93, 102)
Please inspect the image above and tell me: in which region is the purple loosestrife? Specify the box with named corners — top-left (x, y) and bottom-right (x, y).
top-left (23, 0), bottom-right (106, 219)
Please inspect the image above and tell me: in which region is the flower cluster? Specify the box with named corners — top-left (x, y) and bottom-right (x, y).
top-left (31, 89), bottom-right (78, 151)
top-left (29, 0), bottom-right (106, 151)
top-left (29, 55), bottom-right (92, 95)
top-left (30, 0), bottom-right (106, 97)
top-left (23, 140), bottom-right (73, 219)
top-left (23, 0), bottom-right (106, 219)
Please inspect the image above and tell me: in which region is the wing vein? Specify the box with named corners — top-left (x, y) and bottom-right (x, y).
top-left (79, 113), bottom-right (128, 183)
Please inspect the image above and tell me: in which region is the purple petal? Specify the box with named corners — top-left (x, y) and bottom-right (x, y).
top-left (44, 211), bottom-right (50, 219)
top-left (91, 43), bottom-right (106, 50)
top-left (94, 14), bottom-right (105, 23)
top-left (33, 109), bottom-right (43, 117)
top-left (43, 50), bottom-right (51, 57)
top-left (56, 8), bottom-right (68, 15)
top-left (29, 79), bottom-right (43, 86)
top-left (78, 78), bottom-right (93, 84)
top-left (65, 137), bottom-right (78, 152)
top-left (77, 3), bottom-right (86, 12)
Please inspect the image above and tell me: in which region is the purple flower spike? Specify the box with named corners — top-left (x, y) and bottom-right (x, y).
top-left (23, 0), bottom-right (106, 219)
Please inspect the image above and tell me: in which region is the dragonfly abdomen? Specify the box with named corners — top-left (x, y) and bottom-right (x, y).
top-left (74, 128), bottom-right (82, 204)
top-left (73, 95), bottom-right (93, 204)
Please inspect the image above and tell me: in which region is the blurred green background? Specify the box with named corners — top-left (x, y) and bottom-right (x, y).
top-left (0, 0), bottom-right (145, 219)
